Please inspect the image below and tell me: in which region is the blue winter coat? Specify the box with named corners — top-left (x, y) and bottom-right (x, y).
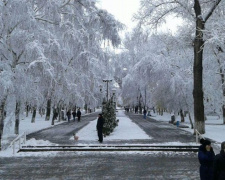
top-left (198, 145), bottom-right (215, 180)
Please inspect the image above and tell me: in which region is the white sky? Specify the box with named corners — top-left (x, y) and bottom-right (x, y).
top-left (97, 0), bottom-right (182, 34)
top-left (97, 0), bottom-right (140, 30)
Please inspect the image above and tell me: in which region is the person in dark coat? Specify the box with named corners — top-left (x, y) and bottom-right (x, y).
top-left (96, 113), bottom-right (104, 143)
top-left (198, 139), bottom-right (215, 180)
top-left (66, 110), bottom-right (71, 122)
top-left (213, 141), bottom-right (225, 180)
top-left (143, 109), bottom-right (147, 119)
top-left (72, 110), bottom-right (76, 122)
top-left (77, 109), bottom-right (81, 122)
top-left (135, 106), bottom-right (138, 114)
top-left (199, 138), bottom-right (205, 150)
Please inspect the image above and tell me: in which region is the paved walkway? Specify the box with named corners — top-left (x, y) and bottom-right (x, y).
top-left (0, 110), bottom-right (200, 180)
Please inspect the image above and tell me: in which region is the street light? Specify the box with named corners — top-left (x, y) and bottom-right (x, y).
top-left (103, 79), bottom-right (112, 101)
top-left (99, 85), bottom-right (103, 106)
top-left (112, 88), bottom-right (116, 107)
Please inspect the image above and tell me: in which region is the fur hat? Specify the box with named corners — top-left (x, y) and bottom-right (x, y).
top-left (221, 141), bottom-right (225, 150)
top-left (203, 139), bottom-right (211, 146)
top-left (200, 138), bottom-right (205, 145)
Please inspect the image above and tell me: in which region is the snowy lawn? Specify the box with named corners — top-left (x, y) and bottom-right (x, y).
top-left (150, 111), bottom-right (225, 144)
top-left (0, 108), bottom-right (224, 157)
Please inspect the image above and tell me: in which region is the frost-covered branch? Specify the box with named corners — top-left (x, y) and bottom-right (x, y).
top-left (60, 0), bottom-right (71, 8)
top-left (204, 0), bottom-right (222, 22)
top-left (35, 17), bottom-right (59, 25)
top-left (8, 21), bottom-right (22, 34)
top-left (0, 53), bottom-right (8, 61)
top-left (34, 1), bottom-right (47, 13)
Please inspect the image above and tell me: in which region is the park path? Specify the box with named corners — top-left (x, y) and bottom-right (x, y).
top-left (27, 110), bottom-right (196, 145)
top-left (26, 112), bottom-right (99, 145)
top-left (0, 110), bottom-right (200, 180)
top-left (126, 112), bottom-right (196, 144)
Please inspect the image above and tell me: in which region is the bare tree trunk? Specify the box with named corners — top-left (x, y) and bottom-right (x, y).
top-left (51, 107), bottom-right (57, 125)
top-left (26, 103), bottom-right (29, 117)
top-left (31, 107), bottom-right (36, 123)
top-left (220, 61), bottom-right (225, 124)
top-left (45, 99), bottom-right (51, 121)
top-left (39, 108), bottom-right (43, 117)
top-left (223, 104), bottom-right (225, 124)
top-left (58, 105), bottom-right (62, 122)
top-left (212, 47), bottom-right (225, 122)
top-left (0, 96), bottom-right (7, 151)
top-left (160, 109), bottom-right (163, 116)
top-left (14, 101), bottom-right (20, 134)
top-left (188, 112), bottom-right (194, 129)
top-left (193, 0), bottom-right (205, 134)
top-left (57, 102), bottom-right (64, 122)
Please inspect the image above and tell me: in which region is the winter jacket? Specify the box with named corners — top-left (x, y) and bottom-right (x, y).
top-left (198, 146), bottom-right (215, 180)
top-left (213, 150), bottom-right (225, 180)
top-left (66, 111), bottom-right (71, 116)
top-left (97, 117), bottom-right (104, 130)
top-left (77, 110), bottom-right (81, 117)
top-left (72, 111), bottom-right (76, 117)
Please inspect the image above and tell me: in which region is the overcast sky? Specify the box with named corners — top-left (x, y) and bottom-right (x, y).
top-left (97, 0), bottom-right (140, 30)
top-left (97, 0), bottom-right (182, 34)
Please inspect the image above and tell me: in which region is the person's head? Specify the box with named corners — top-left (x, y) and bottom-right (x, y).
top-left (98, 113), bottom-right (102, 118)
top-left (203, 139), bottom-right (211, 150)
top-left (200, 138), bottom-right (205, 145)
top-left (221, 141), bottom-right (225, 151)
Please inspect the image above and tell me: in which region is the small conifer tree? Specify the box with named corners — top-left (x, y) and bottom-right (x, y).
top-left (102, 97), bottom-right (117, 136)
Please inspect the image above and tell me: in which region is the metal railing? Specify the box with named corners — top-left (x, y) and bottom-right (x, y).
top-left (195, 129), bottom-right (205, 144)
top-left (10, 132), bottom-right (26, 155)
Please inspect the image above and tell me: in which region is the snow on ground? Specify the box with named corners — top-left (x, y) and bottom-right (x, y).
top-left (73, 110), bottom-right (151, 141)
top-left (0, 138), bottom-right (59, 157)
top-left (0, 108), bottom-right (224, 157)
top-left (151, 112), bottom-right (225, 144)
top-left (0, 109), bottom-right (99, 157)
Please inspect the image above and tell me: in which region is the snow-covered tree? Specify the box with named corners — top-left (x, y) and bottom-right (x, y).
top-left (134, 0), bottom-right (223, 134)
top-left (0, 0), bottom-right (123, 150)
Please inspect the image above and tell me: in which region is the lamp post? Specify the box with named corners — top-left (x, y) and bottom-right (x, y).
top-left (112, 88), bottom-right (116, 108)
top-left (99, 85), bottom-right (103, 106)
top-left (103, 79), bottom-right (112, 101)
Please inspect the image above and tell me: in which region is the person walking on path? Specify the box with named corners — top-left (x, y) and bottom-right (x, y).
top-left (77, 108), bottom-right (81, 122)
top-left (96, 113), bottom-right (104, 143)
top-left (72, 110), bottom-right (76, 122)
top-left (213, 141), bottom-right (225, 180)
top-left (198, 139), bottom-right (215, 180)
top-left (66, 109), bottom-right (71, 122)
top-left (143, 109), bottom-right (147, 119)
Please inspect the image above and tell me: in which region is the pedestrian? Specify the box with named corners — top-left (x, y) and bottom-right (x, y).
top-left (135, 106), bottom-right (138, 114)
top-left (96, 113), bottom-right (104, 143)
top-left (77, 108), bottom-right (81, 122)
top-left (212, 141), bottom-right (225, 180)
top-left (66, 109), bottom-right (71, 122)
top-left (72, 110), bottom-right (76, 122)
top-left (143, 109), bottom-right (147, 119)
top-left (198, 139), bottom-right (215, 180)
